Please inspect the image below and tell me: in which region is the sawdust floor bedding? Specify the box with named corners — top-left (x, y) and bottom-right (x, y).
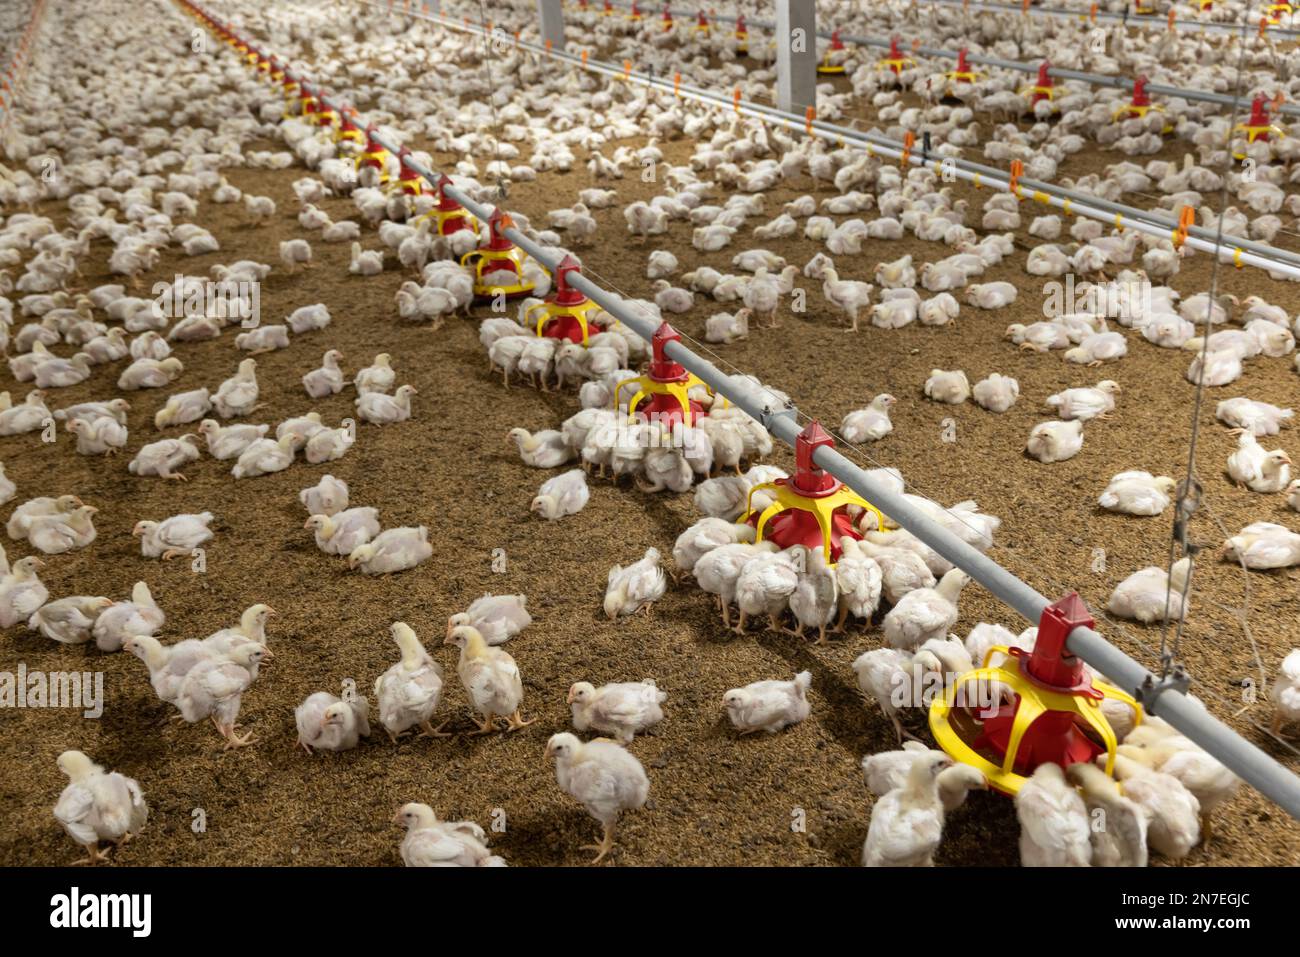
top-left (2, 110), bottom-right (1299, 866)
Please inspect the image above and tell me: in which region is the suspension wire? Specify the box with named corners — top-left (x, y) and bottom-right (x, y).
top-left (1156, 11), bottom-right (1254, 683)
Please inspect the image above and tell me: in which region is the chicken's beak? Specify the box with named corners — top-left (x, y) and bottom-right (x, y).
top-left (303, 518), bottom-right (315, 529)
top-left (132, 525), bottom-right (144, 537)
top-left (445, 619), bottom-right (454, 641)
top-left (392, 809), bottom-right (404, 826)
top-left (566, 687), bottom-right (577, 704)
top-left (261, 649), bottom-right (275, 662)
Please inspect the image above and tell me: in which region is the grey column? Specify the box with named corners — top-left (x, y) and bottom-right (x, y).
top-left (775, 0), bottom-right (817, 114)
top-left (537, 0), bottom-right (565, 51)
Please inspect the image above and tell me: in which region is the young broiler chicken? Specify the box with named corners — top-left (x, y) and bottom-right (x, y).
top-left (696, 540), bottom-right (774, 624)
top-left (1226, 430), bottom-right (1292, 492)
top-left (295, 690), bottom-right (371, 753)
top-left (787, 545), bottom-right (839, 643)
top-left (604, 547), bottom-right (667, 618)
top-left (733, 546), bottom-right (799, 633)
top-left (29, 596), bottom-right (112, 645)
top-left (820, 267), bottom-right (874, 332)
top-left (546, 732), bottom-right (649, 864)
top-left (840, 393), bottom-right (895, 442)
top-left (133, 512), bottom-right (214, 559)
top-left (92, 581), bottom-right (164, 653)
top-left (531, 468), bottom-right (589, 520)
top-left (1066, 762), bottom-right (1148, 867)
top-left (670, 517), bottom-right (756, 581)
top-left (972, 373), bottom-right (1020, 413)
top-left (833, 538), bottom-right (883, 630)
top-left (568, 679), bottom-right (667, 743)
top-left (1098, 471), bottom-right (1176, 516)
top-left (446, 625), bottom-right (534, 733)
top-left (1015, 762), bottom-right (1092, 867)
top-left (861, 741), bottom-right (950, 796)
top-left (1220, 521), bottom-right (1300, 569)
top-left (1107, 557), bottom-right (1191, 624)
top-left (177, 643), bottom-right (270, 749)
top-left (862, 752), bottom-right (953, 867)
top-left (722, 671), bottom-right (812, 734)
top-left (375, 622), bottom-right (448, 743)
top-left (1271, 648), bottom-right (1300, 735)
top-left (923, 369), bottom-right (970, 405)
top-left (1026, 419), bottom-right (1084, 463)
top-left (1120, 717), bottom-right (1240, 845)
top-left (394, 803), bottom-right (505, 867)
top-left (850, 633), bottom-right (937, 740)
top-left (445, 593), bottom-right (531, 646)
top-left (883, 569), bottom-right (970, 650)
top-left (1215, 397), bottom-right (1293, 437)
top-left (1110, 753), bottom-right (1202, 860)
top-left (52, 750), bottom-right (148, 865)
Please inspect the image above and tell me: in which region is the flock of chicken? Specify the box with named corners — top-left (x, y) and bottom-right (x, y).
top-left (2, 0), bottom-right (1299, 867)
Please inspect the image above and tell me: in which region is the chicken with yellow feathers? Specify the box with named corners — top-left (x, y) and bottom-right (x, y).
top-left (445, 625), bottom-right (534, 733)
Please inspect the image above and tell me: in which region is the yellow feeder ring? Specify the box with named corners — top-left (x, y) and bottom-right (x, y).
top-left (928, 593), bottom-right (1143, 796)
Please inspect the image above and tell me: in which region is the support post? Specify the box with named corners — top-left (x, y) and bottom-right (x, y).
top-left (775, 0), bottom-right (817, 114)
top-left (537, 0), bottom-right (565, 52)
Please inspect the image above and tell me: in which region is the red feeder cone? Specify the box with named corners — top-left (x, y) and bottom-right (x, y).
top-left (740, 422), bottom-right (884, 563)
top-left (661, 4), bottom-right (672, 29)
top-left (735, 14), bottom-right (749, 53)
top-left (393, 148), bottom-right (424, 195)
top-left (695, 9), bottom-right (709, 32)
top-left (1027, 60), bottom-right (1054, 103)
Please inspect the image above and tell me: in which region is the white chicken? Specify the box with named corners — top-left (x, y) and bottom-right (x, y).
top-left (1108, 557), bottom-right (1191, 624)
top-left (1026, 420), bottom-right (1084, 463)
top-left (971, 373), bottom-right (1019, 413)
top-left (133, 512), bottom-right (214, 559)
top-left (1015, 762), bottom-right (1091, 867)
top-left (840, 393), bottom-right (895, 442)
top-left (603, 547), bottom-right (667, 618)
top-left (862, 752), bottom-right (953, 867)
top-left (1226, 431), bottom-right (1291, 492)
top-left (722, 671), bottom-right (812, 734)
top-left (546, 732), bottom-right (649, 864)
top-left (445, 593), bottom-right (531, 646)
top-left (1045, 381), bottom-right (1121, 422)
top-left (883, 569), bottom-right (970, 650)
top-left (1066, 762), bottom-right (1148, 867)
top-left (375, 622), bottom-right (447, 742)
top-left (295, 690), bottom-right (371, 753)
top-left (568, 679), bottom-right (667, 743)
top-left (1098, 471), bottom-right (1176, 516)
top-left (923, 369), bottom-right (971, 405)
top-left (394, 803), bottom-right (504, 867)
top-left (52, 751), bottom-right (148, 865)
top-left (446, 625), bottom-right (533, 733)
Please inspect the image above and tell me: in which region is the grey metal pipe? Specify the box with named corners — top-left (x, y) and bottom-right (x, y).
top-left (203, 0), bottom-right (1300, 819)
top-left (435, 0), bottom-right (1300, 270)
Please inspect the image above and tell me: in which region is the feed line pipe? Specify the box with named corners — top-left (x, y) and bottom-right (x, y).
top-left (388, 2), bottom-right (1300, 278)
top-left (0, 0), bottom-right (49, 131)
top-left (183, 0), bottom-right (1300, 818)
top-left (575, 0), bottom-right (1300, 117)
top-left (588, 0), bottom-right (1300, 40)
